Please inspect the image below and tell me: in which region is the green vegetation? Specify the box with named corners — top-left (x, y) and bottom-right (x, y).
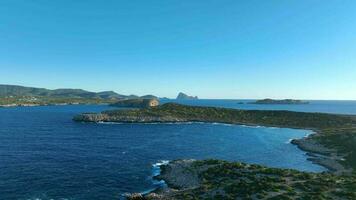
top-left (149, 159), bottom-right (356, 200)
top-left (110, 98), bottom-right (159, 108)
top-left (0, 96), bottom-right (116, 106)
top-left (0, 84), bottom-right (158, 107)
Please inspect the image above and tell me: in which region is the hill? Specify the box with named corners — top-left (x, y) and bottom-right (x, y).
top-left (0, 84), bottom-right (158, 106)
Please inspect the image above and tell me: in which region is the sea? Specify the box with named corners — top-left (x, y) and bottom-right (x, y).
top-left (0, 100), bottom-right (355, 200)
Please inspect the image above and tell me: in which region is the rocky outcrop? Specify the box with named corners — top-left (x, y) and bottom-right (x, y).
top-left (156, 159), bottom-right (199, 189)
top-left (73, 113), bottom-right (110, 122)
top-left (176, 92), bottom-right (198, 100)
top-left (291, 136), bottom-right (351, 174)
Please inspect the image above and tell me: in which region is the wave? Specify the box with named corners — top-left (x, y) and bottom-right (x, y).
top-left (138, 160), bottom-right (170, 196)
top-left (286, 138), bottom-right (294, 144)
top-left (152, 160), bottom-right (169, 176)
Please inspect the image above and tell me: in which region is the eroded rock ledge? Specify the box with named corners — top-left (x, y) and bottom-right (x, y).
top-left (127, 159), bottom-right (356, 200)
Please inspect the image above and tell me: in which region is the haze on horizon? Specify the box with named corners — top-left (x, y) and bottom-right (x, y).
top-left (1, 0), bottom-right (355, 100)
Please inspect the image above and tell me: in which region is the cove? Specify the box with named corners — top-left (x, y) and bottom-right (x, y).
top-left (0, 105), bottom-right (325, 200)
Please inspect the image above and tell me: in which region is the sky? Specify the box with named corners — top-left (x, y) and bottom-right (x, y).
top-left (0, 0), bottom-right (355, 100)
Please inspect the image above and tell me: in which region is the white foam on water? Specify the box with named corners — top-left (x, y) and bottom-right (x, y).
top-left (286, 138), bottom-right (293, 144)
top-left (137, 160), bottom-right (170, 196)
top-left (153, 160), bottom-right (169, 166)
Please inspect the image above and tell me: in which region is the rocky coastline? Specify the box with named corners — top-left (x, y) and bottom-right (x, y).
top-left (291, 133), bottom-right (352, 175)
top-left (126, 159), bottom-right (355, 199)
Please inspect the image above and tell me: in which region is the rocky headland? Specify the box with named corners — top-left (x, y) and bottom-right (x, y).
top-left (127, 159), bottom-right (355, 199)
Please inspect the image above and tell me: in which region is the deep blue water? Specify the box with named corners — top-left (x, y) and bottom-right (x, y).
top-left (162, 99), bottom-right (356, 115)
top-left (0, 103), bottom-right (335, 200)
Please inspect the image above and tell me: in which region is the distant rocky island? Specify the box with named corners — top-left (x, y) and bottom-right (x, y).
top-left (110, 98), bottom-right (159, 108)
top-left (176, 92), bottom-right (198, 100)
top-left (0, 84), bottom-right (158, 107)
top-left (251, 98), bottom-right (309, 104)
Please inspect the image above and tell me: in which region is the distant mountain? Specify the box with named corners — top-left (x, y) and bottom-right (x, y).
top-left (176, 92), bottom-right (198, 100)
top-left (0, 84), bottom-right (157, 99)
top-left (0, 85), bottom-right (97, 98)
top-left (140, 95), bottom-right (158, 99)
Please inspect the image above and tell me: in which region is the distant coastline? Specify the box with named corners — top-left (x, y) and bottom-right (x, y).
top-left (0, 84), bottom-right (159, 108)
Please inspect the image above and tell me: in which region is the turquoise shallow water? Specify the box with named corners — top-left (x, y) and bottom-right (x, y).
top-left (0, 104), bottom-right (327, 200)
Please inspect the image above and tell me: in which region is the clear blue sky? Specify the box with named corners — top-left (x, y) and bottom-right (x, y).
top-left (1, 0), bottom-right (355, 99)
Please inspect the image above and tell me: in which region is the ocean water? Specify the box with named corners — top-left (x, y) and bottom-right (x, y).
top-left (162, 99), bottom-right (356, 115)
top-left (0, 104), bottom-right (327, 200)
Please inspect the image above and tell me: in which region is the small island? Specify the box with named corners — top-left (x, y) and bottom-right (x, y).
top-left (251, 98), bottom-right (309, 105)
top-left (176, 92), bottom-right (198, 100)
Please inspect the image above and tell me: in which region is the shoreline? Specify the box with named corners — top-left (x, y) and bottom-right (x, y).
top-left (88, 120), bottom-right (344, 174)
top-left (126, 159), bottom-right (355, 199)
top-left (123, 126), bottom-right (343, 199)
top-left (132, 159), bottom-right (355, 200)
